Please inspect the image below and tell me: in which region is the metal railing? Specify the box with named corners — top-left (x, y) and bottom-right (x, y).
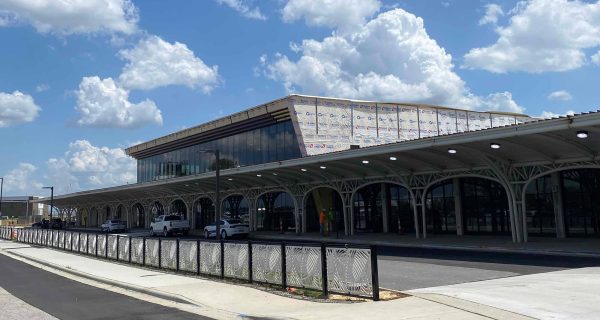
top-left (1, 227), bottom-right (379, 300)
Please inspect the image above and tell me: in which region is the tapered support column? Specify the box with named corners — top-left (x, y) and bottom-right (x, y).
top-left (453, 178), bottom-right (464, 236)
top-left (551, 172), bottom-right (566, 238)
top-left (381, 184), bottom-right (389, 233)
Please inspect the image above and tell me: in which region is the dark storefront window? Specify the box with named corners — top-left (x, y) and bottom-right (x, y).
top-left (525, 175), bottom-right (556, 236)
top-left (461, 178), bottom-right (510, 235)
top-left (137, 120), bottom-right (301, 183)
top-left (562, 169), bottom-right (600, 237)
top-left (426, 181), bottom-right (456, 234)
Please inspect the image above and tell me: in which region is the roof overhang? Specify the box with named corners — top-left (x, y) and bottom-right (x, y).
top-left (36, 111), bottom-right (600, 207)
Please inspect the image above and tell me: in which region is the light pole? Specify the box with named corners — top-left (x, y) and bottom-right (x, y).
top-left (199, 149), bottom-right (221, 239)
top-left (43, 186), bottom-right (54, 222)
top-left (0, 177), bottom-right (3, 217)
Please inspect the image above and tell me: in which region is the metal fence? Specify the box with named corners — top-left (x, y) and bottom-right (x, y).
top-left (1, 227), bottom-right (379, 300)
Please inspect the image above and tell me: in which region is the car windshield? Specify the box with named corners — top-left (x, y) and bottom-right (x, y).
top-left (226, 219), bottom-right (242, 224)
top-left (164, 215), bottom-right (181, 221)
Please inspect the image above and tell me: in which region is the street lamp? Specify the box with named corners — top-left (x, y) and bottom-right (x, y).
top-left (43, 186), bottom-right (54, 222)
top-left (199, 149), bottom-right (221, 240)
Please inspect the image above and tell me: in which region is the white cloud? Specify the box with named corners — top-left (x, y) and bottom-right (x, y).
top-left (464, 0), bottom-right (600, 73)
top-left (539, 110), bottom-right (575, 118)
top-left (118, 35), bottom-right (220, 92)
top-left (2, 163), bottom-right (43, 194)
top-left (547, 90), bottom-right (572, 101)
top-left (592, 51), bottom-right (600, 65)
top-left (46, 140), bottom-right (136, 194)
top-left (216, 0), bottom-right (266, 20)
top-left (282, 0), bottom-right (381, 33)
top-left (0, 91), bottom-right (40, 127)
top-left (75, 76), bottom-right (162, 128)
top-left (479, 4), bottom-right (503, 26)
top-left (265, 8), bottom-right (523, 113)
top-left (35, 84), bottom-right (50, 92)
top-left (0, 0), bottom-right (138, 35)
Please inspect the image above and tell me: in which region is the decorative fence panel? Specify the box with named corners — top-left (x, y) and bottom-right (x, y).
top-left (118, 236), bottom-right (130, 262)
top-left (285, 245), bottom-right (323, 290)
top-left (160, 240), bottom-right (178, 270)
top-left (131, 238), bottom-right (144, 265)
top-left (199, 242), bottom-right (221, 276)
top-left (145, 238), bottom-right (159, 267)
top-left (107, 235), bottom-right (118, 260)
top-left (224, 243), bottom-right (249, 280)
top-left (178, 240), bottom-right (197, 273)
top-left (5, 228), bottom-right (379, 300)
top-left (97, 234), bottom-right (107, 257)
top-left (251, 243), bottom-right (282, 285)
top-left (326, 247), bottom-right (373, 297)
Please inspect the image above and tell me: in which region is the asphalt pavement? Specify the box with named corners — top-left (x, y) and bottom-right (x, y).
top-left (0, 254), bottom-right (210, 320)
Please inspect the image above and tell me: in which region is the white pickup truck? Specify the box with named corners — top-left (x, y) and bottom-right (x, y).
top-left (149, 215), bottom-right (190, 237)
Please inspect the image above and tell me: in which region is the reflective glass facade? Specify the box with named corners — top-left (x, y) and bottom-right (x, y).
top-left (137, 121), bottom-right (301, 183)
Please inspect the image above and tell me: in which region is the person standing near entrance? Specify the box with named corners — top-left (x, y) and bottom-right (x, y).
top-left (319, 210), bottom-right (327, 236)
top-left (327, 208), bottom-right (334, 235)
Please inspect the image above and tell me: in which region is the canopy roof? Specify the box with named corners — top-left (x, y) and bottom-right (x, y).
top-left (37, 110), bottom-right (600, 206)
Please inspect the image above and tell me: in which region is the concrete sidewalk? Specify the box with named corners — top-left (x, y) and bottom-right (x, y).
top-left (0, 240), bottom-right (532, 320)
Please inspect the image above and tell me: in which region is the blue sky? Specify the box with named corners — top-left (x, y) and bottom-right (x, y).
top-left (0, 0), bottom-right (599, 196)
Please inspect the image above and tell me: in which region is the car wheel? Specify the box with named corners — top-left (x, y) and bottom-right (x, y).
top-left (204, 230), bottom-right (209, 239)
top-left (221, 230), bottom-right (227, 240)
top-left (163, 227), bottom-right (169, 237)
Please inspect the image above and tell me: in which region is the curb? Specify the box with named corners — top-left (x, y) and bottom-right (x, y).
top-left (1, 248), bottom-right (201, 307)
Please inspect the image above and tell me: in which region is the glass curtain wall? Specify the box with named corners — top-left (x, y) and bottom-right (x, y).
top-left (425, 181), bottom-right (456, 234)
top-left (256, 192), bottom-right (295, 232)
top-left (562, 169), bottom-right (600, 237)
top-left (305, 188), bottom-right (344, 232)
top-left (461, 178), bottom-right (510, 235)
top-left (194, 198), bottom-right (215, 229)
top-left (170, 199), bottom-right (188, 219)
top-left (137, 121), bottom-right (301, 183)
top-left (222, 195), bottom-right (249, 224)
top-left (525, 175), bottom-right (556, 236)
top-left (133, 203), bottom-right (145, 228)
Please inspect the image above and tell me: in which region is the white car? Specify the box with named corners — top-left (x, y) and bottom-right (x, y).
top-left (101, 219), bottom-right (126, 232)
top-left (204, 219), bottom-right (249, 239)
top-left (150, 215), bottom-right (190, 237)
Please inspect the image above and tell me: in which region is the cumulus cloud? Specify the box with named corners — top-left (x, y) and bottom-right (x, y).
top-left (46, 140), bottom-right (136, 194)
top-left (118, 35), bottom-right (220, 92)
top-left (539, 110), bottom-right (575, 118)
top-left (547, 90), bottom-right (572, 101)
top-left (216, 0), bottom-right (266, 20)
top-left (265, 8), bottom-right (523, 113)
top-left (592, 51), bottom-right (600, 66)
top-left (2, 163), bottom-right (43, 194)
top-left (75, 76), bottom-right (162, 128)
top-left (0, 0), bottom-right (138, 35)
top-left (282, 0), bottom-right (381, 33)
top-left (35, 84), bottom-right (50, 92)
top-left (479, 4), bottom-right (503, 26)
top-left (0, 91), bottom-right (40, 127)
top-left (464, 0), bottom-right (600, 73)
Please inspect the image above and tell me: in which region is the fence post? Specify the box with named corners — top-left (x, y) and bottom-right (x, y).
top-left (371, 245), bottom-right (379, 301)
top-left (220, 239), bottom-right (224, 279)
top-left (176, 238), bottom-right (180, 271)
top-left (95, 234), bottom-right (99, 257)
top-left (158, 238), bottom-right (162, 269)
top-left (321, 243), bottom-right (328, 297)
top-left (281, 242), bottom-right (287, 290)
top-left (129, 236), bottom-right (132, 263)
top-left (142, 237), bottom-right (146, 266)
top-left (105, 234), bottom-right (108, 258)
top-left (196, 239), bottom-right (200, 275)
top-left (116, 236), bottom-right (120, 260)
top-left (63, 231), bottom-right (66, 250)
top-left (248, 241), bottom-right (253, 283)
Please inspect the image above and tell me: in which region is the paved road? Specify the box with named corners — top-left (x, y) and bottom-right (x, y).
top-left (0, 254), bottom-right (210, 320)
top-left (53, 228), bottom-right (600, 291)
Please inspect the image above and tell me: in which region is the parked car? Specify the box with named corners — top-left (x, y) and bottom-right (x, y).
top-left (150, 215), bottom-right (189, 237)
top-left (101, 219), bottom-right (127, 233)
top-left (204, 219), bottom-right (249, 240)
top-left (50, 218), bottom-right (63, 229)
top-left (31, 220), bottom-right (49, 229)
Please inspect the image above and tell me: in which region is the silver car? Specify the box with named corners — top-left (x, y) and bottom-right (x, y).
top-left (101, 219), bottom-right (127, 233)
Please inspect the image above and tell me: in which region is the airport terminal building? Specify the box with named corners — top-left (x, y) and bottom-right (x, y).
top-left (41, 95), bottom-right (600, 242)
